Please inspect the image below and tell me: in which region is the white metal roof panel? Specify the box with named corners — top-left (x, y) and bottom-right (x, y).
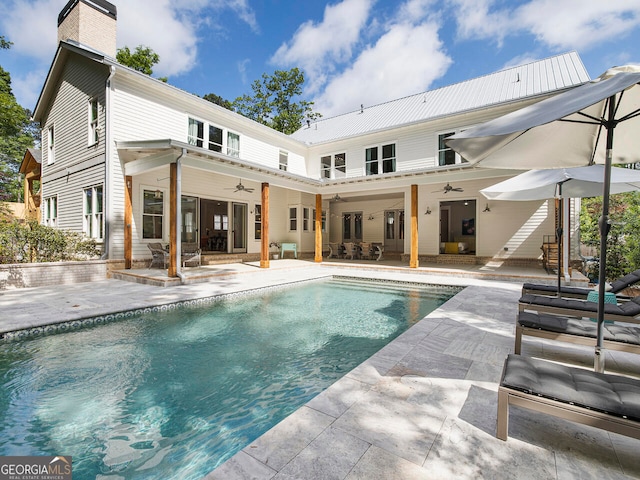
top-left (291, 51), bottom-right (590, 145)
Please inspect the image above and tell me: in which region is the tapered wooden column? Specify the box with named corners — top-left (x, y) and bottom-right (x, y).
top-left (315, 194), bottom-right (323, 262)
top-left (168, 163), bottom-right (178, 277)
top-left (260, 182), bottom-right (270, 268)
top-left (410, 184), bottom-right (419, 268)
top-left (124, 176), bottom-right (133, 269)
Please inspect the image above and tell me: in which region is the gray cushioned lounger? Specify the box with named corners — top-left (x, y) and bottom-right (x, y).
top-left (518, 294), bottom-right (640, 324)
top-left (516, 311), bottom-right (640, 355)
top-left (522, 269), bottom-right (640, 298)
top-left (497, 354), bottom-right (640, 440)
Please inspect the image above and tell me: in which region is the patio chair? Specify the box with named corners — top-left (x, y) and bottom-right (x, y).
top-left (343, 242), bottom-right (358, 260)
top-left (328, 243), bottom-right (343, 258)
top-left (515, 310), bottom-right (640, 355)
top-left (522, 268), bottom-right (640, 299)
top-left (359, 242), bottom-right (372, 260)
top-left (147, 242), bottom-right (169, 269)
top-left (371, 243), bottom-right (384, 261)
top-left (181, 243), bottom-right (201, 267)
top-left (497, 354), bottom-right (640, 441)
top-left (518, 293), bottom-right (640, 324)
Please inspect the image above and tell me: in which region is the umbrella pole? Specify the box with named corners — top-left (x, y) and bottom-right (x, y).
top-left (556, 186), bottom-right (563, 298)
top-left (595, 96), bottom-right (616, 373)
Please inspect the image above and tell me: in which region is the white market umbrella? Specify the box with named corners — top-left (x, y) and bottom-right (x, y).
top-left (447, 65), bottom-right (640, 372)
top-left (480, 165), bottom-right (640, 296)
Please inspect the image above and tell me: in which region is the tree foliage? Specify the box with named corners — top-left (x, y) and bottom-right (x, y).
top-left (580, 190), bottom-right (640, 282)
top-left (0, 37), bottom-right (37, 202)
top-left (202, 93), bottom-right (233, 110)
top-left (231, 68), bottom-right (321, 134)
top-left (116, 45), bottom-right (167, 81)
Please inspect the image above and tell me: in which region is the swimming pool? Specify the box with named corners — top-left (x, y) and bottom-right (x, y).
top-left (0, 277), bottom-right (459, 479)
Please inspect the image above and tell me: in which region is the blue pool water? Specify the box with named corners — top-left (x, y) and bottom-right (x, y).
top-left (0, 278), bottom-right (458, 479)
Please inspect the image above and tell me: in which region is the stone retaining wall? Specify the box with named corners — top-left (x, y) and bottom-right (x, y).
top-left (0, 260), bottom-right (115, 290)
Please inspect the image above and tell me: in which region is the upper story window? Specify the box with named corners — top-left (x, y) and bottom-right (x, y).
top-left (142, 189), bottom-right (164, 239)
top-left (438, 132), bottom-right (466, 166)
top-left (47, 126), bottom-right (55, 165)
top-left (44, 195), bottom-right (57, 227)
top-left (365, 143), bottom-right (396, 175)
top-left (279, 150), bottom-right (288, 171)
top-left (227, 131), bottom-right (240, 157)
top-left (83, 185), bottom-right (103, 240)
top-left (209, 125), bottom-right (223, 152)
top-left (88, 99), bottom-right (99, 145)
top-left (321, 153), bottom-right (346, 179)
top-left (188, 118), bottom-right (205, 147)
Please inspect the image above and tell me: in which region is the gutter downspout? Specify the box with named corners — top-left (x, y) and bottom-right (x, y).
top-left (176, 148), bottom-right (187, 283)
top-left (101, 65), bottom-right (116, 260)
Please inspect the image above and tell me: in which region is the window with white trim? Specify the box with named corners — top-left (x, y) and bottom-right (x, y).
top-left (83, 185), bottom-right (104, 239)
top-left (254, 204), bottom-right (262, 240)
top-left (438, 132), bottom-right (466, 165)
top-left (47, 126), bottom-right (55, 164)
top-left (365, 143), bottom-right (396, 175)
top-left (320, 153), bottom-right (346, 179)
top-left (227, 131), bottom-right (240, 157)
top-left (142, 190), bottom-right (164, 239)
top-left (303, 207), bottom-right (310, 231)
top-left (209, 124), bottom-right (223, 152)
top-left (88, 99), bottom-right (99, 145)
top-left (214, 214), bottom-right (229, 231)
top-left (188, 118), bottom-right (204, 147)
top-left (289, 207), bottom-right (297, 231)
top-left (44, 195), bottom-right (57, 227)
top-left (279, 150), bottom-right (288, 171)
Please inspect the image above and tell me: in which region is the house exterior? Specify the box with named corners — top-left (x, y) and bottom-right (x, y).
top-left (32, 0), bottom-right (591, 277)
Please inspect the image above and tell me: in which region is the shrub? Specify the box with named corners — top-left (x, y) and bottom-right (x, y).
top-left (0, 220), bottom-right (100, 263)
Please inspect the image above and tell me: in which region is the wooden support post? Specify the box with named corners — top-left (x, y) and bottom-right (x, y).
top-left (315, 194), bottom-right (323, 262)
top-left (260, 182), bottom-right (270, 268)
top-left (169, 163), bottom-right (177, 277)
top-left (410, 184), bottom-right (419, 268)
top-left (124, 175), bottom-right (133, 269)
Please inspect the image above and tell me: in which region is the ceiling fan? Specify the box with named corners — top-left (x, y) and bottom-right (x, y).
top-left (330, 194), bottom-right (346, 202)
top-left (225, 180), bottom-right (255, 193)
top-left (433, 183), bottom-right (463, 194)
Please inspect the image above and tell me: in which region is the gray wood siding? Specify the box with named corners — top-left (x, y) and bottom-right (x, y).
top-left (40, 55), bottom-right (108, 235)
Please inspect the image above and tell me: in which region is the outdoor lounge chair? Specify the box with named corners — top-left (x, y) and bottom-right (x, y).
top-left (518, 293), bottom-right (640, 324)
top-left (515, 311), bottom-right (640, 355)
top-left (522, 268), bottom-right (640, 298)
top-left (147, 242), bottom-right (169, 268)
top-left (181, 243), bottom-right (201, 267)
top-left (497, 354), bottom-right (640, 441)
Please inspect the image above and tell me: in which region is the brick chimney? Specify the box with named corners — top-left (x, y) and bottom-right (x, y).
top-left (57, 0), bottom-right (117, 57)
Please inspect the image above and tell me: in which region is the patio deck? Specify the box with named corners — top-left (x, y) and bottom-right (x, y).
top-left (1, 261), bottom-right (637, 479)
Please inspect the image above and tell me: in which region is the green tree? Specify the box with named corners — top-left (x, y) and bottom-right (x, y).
top-left (116, 45), bottom-right (167, 81)
top-left (580, 190), bottom-right (640, 282)
top-left (0, 37), bottom-right (37, 201)
top-left (203, 93), bottom-right (233, 110)
top-left (232, 68), bottom-right (321, 134)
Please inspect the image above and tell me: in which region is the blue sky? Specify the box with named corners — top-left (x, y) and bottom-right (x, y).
top-left (1, 0), bottom-right (640, 119)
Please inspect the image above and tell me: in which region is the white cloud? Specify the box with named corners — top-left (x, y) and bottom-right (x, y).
top-left (314, 21), bottom-right (452, 117)
top-left (450, 0), bottom-right (640, 52)
top-left (270, 0), bottom-right (374, 94)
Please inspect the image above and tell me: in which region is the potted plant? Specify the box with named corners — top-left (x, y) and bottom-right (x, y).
top-left (269, 241), bottom-right (281, 260)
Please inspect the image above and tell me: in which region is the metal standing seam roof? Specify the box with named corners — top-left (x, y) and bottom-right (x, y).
top-left (290, 51), bottom-right (590, 145)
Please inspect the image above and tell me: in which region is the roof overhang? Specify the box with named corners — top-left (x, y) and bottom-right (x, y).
top-left (118, 139), bottom-right (522, 197)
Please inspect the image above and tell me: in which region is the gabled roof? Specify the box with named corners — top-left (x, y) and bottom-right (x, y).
top-left (19, 148), bottom-right (42, 176)
top-left (290, 51), bottom-right (590, 145)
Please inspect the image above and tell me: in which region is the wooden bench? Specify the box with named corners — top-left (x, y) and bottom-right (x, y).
top-left (280, 243), bottom-right (297, 258)
top-left (497, 354), bottom-right (640, 441)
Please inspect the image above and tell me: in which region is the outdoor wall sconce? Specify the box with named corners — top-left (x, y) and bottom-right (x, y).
top-left (424, 206), bottom-right (432, 215)
top-left (483, 203), bottom-right (491, 212)
top-left (368, 214), bottom-right (375, 220)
